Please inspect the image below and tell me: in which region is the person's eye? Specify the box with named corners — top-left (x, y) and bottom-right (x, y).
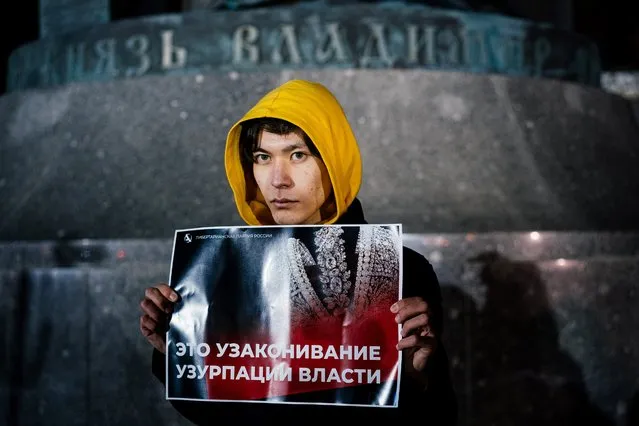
top-left (291, 152), bottom-right (307, 161)
top-left (253, 154), bottom-right (270, 164)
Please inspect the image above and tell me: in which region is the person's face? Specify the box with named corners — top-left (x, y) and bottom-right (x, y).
top-left (252, 130), bottom-right (332, 225)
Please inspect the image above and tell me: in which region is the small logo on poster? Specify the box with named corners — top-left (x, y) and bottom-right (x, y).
top-left (184, 233), bottom-right (192, 243)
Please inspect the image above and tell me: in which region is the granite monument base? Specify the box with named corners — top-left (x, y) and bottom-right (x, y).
top-left (1, 70), bottom-right (638, 241)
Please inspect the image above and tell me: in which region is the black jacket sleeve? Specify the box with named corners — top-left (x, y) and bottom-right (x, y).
top-left (400, 247), bottom-right (458, 426)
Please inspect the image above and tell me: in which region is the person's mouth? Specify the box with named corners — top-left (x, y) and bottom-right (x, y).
top-left (271, 198), bottom-right (298, 208)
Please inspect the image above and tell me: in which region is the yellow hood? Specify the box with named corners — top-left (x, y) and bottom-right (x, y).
top-left (224, 79), bottom-right (362, 225)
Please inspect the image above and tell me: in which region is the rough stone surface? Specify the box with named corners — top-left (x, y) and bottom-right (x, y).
top-left (1, 70), bottom-right (638, 241)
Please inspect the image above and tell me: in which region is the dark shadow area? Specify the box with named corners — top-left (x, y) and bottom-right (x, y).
top-left (626, 389), bottom-right (639, 426)
top-left (0, 0), bottom-right (38, 95)
top-left (439, 284), bottom-right (479, 424)
top-left (110, 0), bottom-right (183, 19)
top-left (53, 235), bottom-right (108, 268)
top-left (441, 251), bottom-right (615, 426)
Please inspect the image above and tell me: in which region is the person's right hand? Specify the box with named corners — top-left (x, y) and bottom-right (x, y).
top-left (139, 283), bottom-right (179, 354)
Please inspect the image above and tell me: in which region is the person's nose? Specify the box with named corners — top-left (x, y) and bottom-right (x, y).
top-left (270, 158), bottom-right (293, 188)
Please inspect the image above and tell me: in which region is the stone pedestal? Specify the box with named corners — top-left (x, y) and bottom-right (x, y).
top-left (9, 4), bottom-right (601, 92)
top-left (1, 70), bottom-right (638, 240)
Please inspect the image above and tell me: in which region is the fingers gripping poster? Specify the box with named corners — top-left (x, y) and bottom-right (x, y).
top-left (166, 224), bottom-right (403, 407)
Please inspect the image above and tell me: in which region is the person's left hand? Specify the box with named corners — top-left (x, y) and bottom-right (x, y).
top-left (391, 297), bottom-right (437, 373)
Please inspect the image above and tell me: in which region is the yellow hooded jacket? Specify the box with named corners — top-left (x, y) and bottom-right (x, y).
top-left (224, 79), bottom-right (362, 225)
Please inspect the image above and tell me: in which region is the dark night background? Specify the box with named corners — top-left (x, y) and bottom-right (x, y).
top-left (1, 0), bottom-right (638, 96)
